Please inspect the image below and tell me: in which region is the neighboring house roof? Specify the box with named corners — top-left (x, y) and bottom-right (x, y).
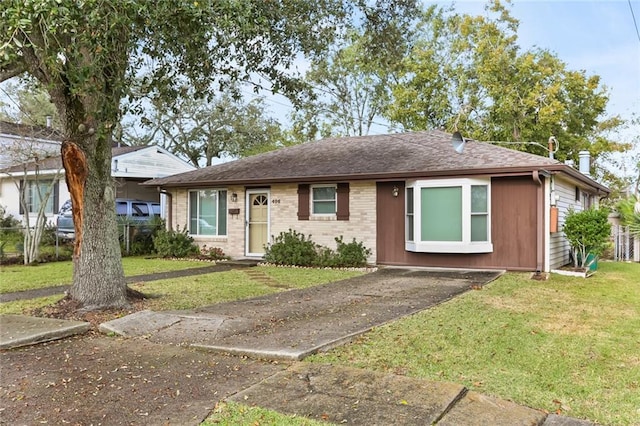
top-left (0, 120), bottom-right (64, 142)
top-left (145, 130), bottom-right (609, 193)
top-left (0, 145), bottom-right (192, 179)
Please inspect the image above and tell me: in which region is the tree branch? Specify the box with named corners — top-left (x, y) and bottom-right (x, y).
top-left (0, 62), bottom-right (27, 82)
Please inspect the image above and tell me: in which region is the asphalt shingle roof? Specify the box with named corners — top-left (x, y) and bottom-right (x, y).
top-left (146, 130), bottom-right (573, 187)
top-left (1, 145), bottom-right (146, 173)
top-left (0, 121), bottom-right (64, 141)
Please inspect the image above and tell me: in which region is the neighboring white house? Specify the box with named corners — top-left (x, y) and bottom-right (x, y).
top-left (0, 121), bottom-right (196, 225)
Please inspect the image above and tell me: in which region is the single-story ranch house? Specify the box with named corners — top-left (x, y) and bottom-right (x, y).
top-left (145, 130), bottom-right (609, 272)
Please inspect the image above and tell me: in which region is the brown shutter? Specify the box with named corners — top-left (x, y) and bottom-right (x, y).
top-left (336, 183), bottom-right (350, 221)
top-left (297, 184), bottom-right (310, 220)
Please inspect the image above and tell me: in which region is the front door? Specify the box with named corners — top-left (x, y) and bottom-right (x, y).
top-left (246, 190), bottom-right (270, 256)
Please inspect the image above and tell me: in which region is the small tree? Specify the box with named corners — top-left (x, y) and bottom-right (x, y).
top-left (4, 138), bottom-right (62, 264)
top-left (563, 208), bottom-right (611, 269)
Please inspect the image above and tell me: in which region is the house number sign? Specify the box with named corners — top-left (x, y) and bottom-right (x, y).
top-left (271, 198), bottom-right (281, 204)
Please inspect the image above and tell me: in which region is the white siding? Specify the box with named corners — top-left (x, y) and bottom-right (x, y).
top-left (112, 147), bottom-right (194, 179)
top-left (549, 176), bottom-right (587, 269)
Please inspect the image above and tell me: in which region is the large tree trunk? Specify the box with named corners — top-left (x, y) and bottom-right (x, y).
top-left (64, 126), bottom-right (127, 310)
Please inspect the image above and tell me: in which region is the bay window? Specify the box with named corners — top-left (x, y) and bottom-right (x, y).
top-left (406, 179), bottom-right (492, 253)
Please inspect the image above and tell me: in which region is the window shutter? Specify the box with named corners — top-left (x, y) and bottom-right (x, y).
top-left (297, 184), bottom-right (310, 220)
top-left (336, 183), bottom-right (350, 221)
top-left (53, 181), bottom-right (59, 213)
top-left (19, 180), bottom-right (25, 215)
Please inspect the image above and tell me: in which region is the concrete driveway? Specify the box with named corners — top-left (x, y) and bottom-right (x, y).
top-left (101, 268), bottom-right (502, 360)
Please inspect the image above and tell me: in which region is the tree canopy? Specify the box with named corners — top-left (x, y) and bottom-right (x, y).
top-left (125, 89), bottom-right (285, 167)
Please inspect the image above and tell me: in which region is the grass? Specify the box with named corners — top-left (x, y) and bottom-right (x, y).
top-left (0, 295), bottom-right (66, 315)
top-left (0, 264), bottom-right (365, 315)
top-left (131, 267), bottom-right (364, 311)
top-left (202, 402), bottom-right (325, 426)
top-left (308, 261), bottom-right (640, 425)
top-left (0, 257), bottom-right (211, 293)
top-left (261, 266), bottom-right (364, 289)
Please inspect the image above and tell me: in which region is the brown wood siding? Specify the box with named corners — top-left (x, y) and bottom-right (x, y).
top-left (376, 177), bottom-right (539, 270)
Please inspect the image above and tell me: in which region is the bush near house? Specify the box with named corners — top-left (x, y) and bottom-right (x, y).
top-left (152, 227), bottom-right (200, 258)
top-left (264, 229), bottom-right (371, 268)
top-left (563, 208), bottom-right (611, 269)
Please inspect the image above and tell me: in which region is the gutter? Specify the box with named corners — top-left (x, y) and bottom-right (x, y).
top-left (532, 171), bottom-right (545, 273)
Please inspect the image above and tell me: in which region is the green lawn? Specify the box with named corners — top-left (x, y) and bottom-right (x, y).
top-left (0, 264), bottom-right (365, 315)
top-left (0, 257), bottom-right (211, 293)
top-left (309, 262), bottom-right (640, 425)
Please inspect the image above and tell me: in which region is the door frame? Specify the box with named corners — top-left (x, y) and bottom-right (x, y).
top-left (245, 188), bottom-right (271, 257)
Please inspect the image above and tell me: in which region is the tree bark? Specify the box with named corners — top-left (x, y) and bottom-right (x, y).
top-left (65, 130), bottom-right (128, 310)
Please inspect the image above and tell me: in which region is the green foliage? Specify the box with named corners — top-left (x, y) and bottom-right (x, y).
top-left (152, 227), bottom-right (199, 258)
top-left (0, 205), bottom-right (21, 235)
top-left (563, 208), bottom-right (611, 268)
top-left (384, 1), bottom-right (628, 164)
top-left (39, 221), bottom-right (58, 247)
top-left (128, 89), bottom-right (285, 167)
top-left (120, 216), bottom-right (165, 256)
top-left (615, 196), bottom-right (640, 237)
top-left (264, 230), bottom-right (370, 267)
top-left (264, 229), bottom-right (319, 267)
top-left (200, 245), bottom-right (229, 261)
top-left (332, 236), bottom-right (371, 267)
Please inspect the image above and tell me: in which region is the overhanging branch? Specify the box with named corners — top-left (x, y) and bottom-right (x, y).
top-left (0, 62), bottom-right (27, 82)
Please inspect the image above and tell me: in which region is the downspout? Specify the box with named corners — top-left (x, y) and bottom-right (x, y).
top-left (159, 188), bottom-right (173, 231)
top-left (532, 171), bottom-right (544, 273)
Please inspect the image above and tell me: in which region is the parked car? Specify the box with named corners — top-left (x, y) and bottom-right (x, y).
top-left (56, 198), bottom-right (161, 241)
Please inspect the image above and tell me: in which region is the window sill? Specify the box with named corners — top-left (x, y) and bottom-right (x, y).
top-left (406, 241), bottom-right (493, 254)
top-left (309, 215), bottom-right (336, 221)
top-left (192, 236), bottom-right (228, 242)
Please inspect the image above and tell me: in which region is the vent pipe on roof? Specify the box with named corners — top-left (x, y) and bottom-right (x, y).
top-left (578, 151), bottom-right (591, 177)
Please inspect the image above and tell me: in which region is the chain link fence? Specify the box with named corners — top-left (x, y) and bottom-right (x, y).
top-left (612, 225), bottom-right (637, 262)
top-left (0, 222), bottom-right (162, 264)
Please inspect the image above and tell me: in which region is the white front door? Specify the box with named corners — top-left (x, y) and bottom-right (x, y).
top-left (246, 190), bottom-right (270, 256)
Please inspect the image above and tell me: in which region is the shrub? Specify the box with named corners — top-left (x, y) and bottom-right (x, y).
top-left (264, 230), bottom-right (371, 268)
top-left (563, 208), bottom-right (611, 269)
top-left (121, 217), bottom-right (165, 256)
top-left (153, 227), bottom-right (199, 258)
top-left (333, 236), bottom-right (371, 267)
top-left (264, 229), bottom-right (319, 266)
top-left (200, 245), bottom-right (229, 261)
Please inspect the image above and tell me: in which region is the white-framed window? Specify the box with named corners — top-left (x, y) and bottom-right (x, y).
top-left (406, 187), bottom-right (414, 242)
top-left (188, 189), bottom-right (227, 236)
top-left (311, 185), bottom-right (337, 215)
top-left (25, 180), bottom-right (55, 214)
top-left (405, 178), bottom-right (493, 253)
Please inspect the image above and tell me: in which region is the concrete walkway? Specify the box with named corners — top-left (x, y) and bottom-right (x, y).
top-left (100, 268), bottom-right (501, 360)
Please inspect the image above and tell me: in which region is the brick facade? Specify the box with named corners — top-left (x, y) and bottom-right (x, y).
top-left (170, 182), bottom-right (377, 261)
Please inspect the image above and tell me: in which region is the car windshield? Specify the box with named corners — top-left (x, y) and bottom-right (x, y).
top-left (59, 200), bottom-right (72, 214)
